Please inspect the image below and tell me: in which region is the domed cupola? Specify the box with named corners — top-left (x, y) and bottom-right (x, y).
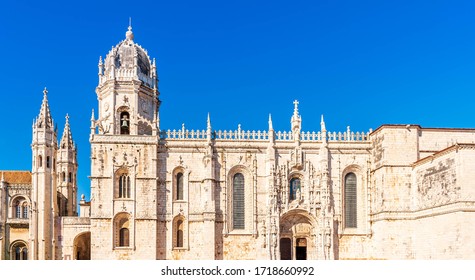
top-left (98, 25), bottom-right (157, 88)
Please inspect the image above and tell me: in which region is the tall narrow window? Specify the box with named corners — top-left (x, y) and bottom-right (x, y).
top-left (119, 228), bottom-right (129, 247)
top-left (39, 156), bottom-right (43, 168)
top-left (176, 172), bottom-right (184, 200)
top-left (344, 173), bottom-right (357, 228)
top-left (22, 202), bottom-right (28, 219)
top-left (233, 173), bottom-right (245, 230)
top-left (22, 248), bottom-right (28, 260)
top-left (289, 178), bottom-right (301, 201)
top-left (69, 172), bottom-right (72, 183)
top-left (176, 220), bottom-right (184, 247)
top-left (119, 174), bottom-right (130, 198)
top-left (15, 201), bottom-right (21, 218)
top-left (120, 112), bottom-right (130, 135)
top-left (62, 172), bottom-right (66, 182)
top-left (46, 156), bottom-right (50, 168)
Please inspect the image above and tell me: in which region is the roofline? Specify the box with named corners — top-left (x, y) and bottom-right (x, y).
top-left (412, 143), bottom-right (475, 167)
top-left (369, 124), bottom-right (475, 136)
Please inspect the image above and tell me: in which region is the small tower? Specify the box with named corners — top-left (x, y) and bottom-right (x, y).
top-left (30, 88), bottom-right (58, 260)
top-left (57, 114), bottom-right (78, 216)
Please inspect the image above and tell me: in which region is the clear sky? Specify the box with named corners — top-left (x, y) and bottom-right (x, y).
top-left (1, 0), bottom-right (475, 201)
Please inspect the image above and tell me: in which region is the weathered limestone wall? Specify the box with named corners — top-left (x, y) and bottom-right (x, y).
top-left (369, 219), bottom-right (415, 259)
top-left (413, 212), bottom-right (475, 259)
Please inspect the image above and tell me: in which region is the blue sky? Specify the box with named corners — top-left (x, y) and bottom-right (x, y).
top-left (1, 0), bottom-right (475, 201)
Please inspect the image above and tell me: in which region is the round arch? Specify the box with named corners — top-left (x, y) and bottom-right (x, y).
top-left (73, 231), bottom-right (91, 260)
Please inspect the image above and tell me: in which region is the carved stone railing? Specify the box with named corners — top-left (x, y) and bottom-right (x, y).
top-left (162, 128), bottom-right (370, 142)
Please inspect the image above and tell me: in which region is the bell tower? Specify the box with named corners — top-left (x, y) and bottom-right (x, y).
top-left (30, 88), bottom-right (58, 260)
top-left (95, 24), bottom-right (160, 136)
top-left (90, 24), bottom-right (160, 259)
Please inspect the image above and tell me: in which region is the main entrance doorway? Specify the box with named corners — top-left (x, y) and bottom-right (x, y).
top-left (279, 210), bottom-right (315, 260)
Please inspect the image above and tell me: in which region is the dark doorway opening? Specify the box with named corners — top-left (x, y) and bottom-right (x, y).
top-left (280, 238), bottom-right (292, 260)
top-left (296, 238), bottom-right (307, 260)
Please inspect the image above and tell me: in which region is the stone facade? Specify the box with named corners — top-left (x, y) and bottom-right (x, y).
top-left (1, 26), bottom-right (475, 260)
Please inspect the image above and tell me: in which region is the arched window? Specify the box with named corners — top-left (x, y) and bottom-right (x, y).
top-left (176, 220), bottom-right (184, 247)
top-left (46, 156), bottom-right (50, 168)
top-left (22, 202), bottom-right (28, 219)
top-left (344, 173), bottom-right (357, 228)
top-left (119, 174), bottom-right (131, 198)
top-left (232, 173), bottom-right (245, 230)
top-left (62, 172), bottom-right (66, 182)
top-left (15, 201), bottom-right (21, 218)
top-left (11, 242), bottom-right (27, 260)
top-left (114, 213), bottom-right (130, 248)
top-left (119, 228), bottom-right (130, 247)
top-left (289, 178), bottom-right (301, 201)
top-left (176, 172), bottom-right (184, 200)
top-left (38, 156), bottom-right (43, 168)
top-left (69, 172), bottom-right (72, 183)
top-left (120, 112), bottom-right (130, 135)
top-left (22, 248), bottom-right (28, 260)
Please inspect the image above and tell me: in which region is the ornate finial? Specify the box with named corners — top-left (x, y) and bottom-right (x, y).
top-left (207, 113), bottom-right (211, 130)
top-left (126, 18), bottom-right (134, 40)
top-left (293, 100), bottom-right (299, 116)
top-left (90, 109), bottom-right (95, 121)
top-left (65, 113), bottom-right (70, 124)
top-left (321, 114), bottom-right (326, 132)
top-left (43, 87), bottom-right (48, 96)
top-left (268, 114), bottom-right (273, 130)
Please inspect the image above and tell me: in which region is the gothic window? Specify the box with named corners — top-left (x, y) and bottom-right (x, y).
top-left (62, 172), bottom-right (66, 182)
top-left (176, 172), bottom-right (184, 200)
top-left (120, 112), bottom-right (130, 135)
top-left (69, 172), bottom-right (72, 183)
top-left (119, 228), bottom-right (130, 247)
top-left (38, 156), bottom-right (42, 168)
top-left (176, 219), bottom-right (184, 248)
top-left (22, 202), bottom-right (28, 219)
top-left (118, 174), bottom-right (131, 198)
top-left (46, 156), bottom-right (50, 168)
top-left (232, 173), bottom-right (245, 230)
top-left (344, 172), bottom-right (357, 228)
top-left (289, 178), bottom-right (301, 201)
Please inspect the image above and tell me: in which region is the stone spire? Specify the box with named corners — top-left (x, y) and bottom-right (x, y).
top-left (60, 114), bottom-right (74, 149)
top-left (291, 100), bottom-right (302, 144)
top-left (320, 115), bottom-right (326, 133)
top-left (268, 114), bottom-right (273, 131)
top-left (207, 113), bottom-right (212, 143)
top-left (36, 87), bottom-right (53, 129)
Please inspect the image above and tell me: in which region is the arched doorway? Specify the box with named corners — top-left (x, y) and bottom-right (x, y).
top-left (73, 232), bottom-right (91, 260)
top-left (279, 211), bottom-right (316, 260)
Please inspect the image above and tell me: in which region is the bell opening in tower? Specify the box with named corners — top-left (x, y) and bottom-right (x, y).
top-left (120, 112), bottom-right (130, 135)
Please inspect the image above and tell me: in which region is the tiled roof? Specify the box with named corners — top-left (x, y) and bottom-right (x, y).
top-left (0, 171), bottom-right (32, 185)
